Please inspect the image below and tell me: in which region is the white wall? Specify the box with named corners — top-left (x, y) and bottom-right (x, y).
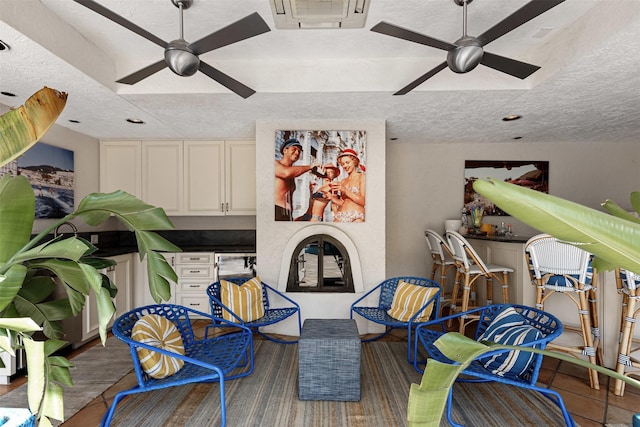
top-left (255, 120), bottom-right (386, 335)
top-left (386, 140), bottom-right (640, 278)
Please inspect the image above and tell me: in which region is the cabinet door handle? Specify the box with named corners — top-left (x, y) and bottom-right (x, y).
top-left (225, 202), bottom-right (229, 212)
top-left (188, 284), bottom-right (200, 288)
top-left (189, 270), bottom-right (201, 274)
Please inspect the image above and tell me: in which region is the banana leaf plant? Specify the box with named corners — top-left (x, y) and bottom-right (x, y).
top-left (0, 87), bottom-right (179, 426)
top-left (407, 179), bottom-right (640, 426)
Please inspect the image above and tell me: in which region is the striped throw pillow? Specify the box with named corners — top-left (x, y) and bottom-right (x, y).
top-left (220, 276), bottom-right (265, 323)
top-left (477, 306), bottom-right (543, 380)
top-left (132, 314), bottom-right (185, 379)
top-left (387, 280), bottom-right (439, 322)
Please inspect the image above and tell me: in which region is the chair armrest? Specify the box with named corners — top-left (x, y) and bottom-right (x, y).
top-left (263, 283), bottom-right (301, 309)
top-left (415, 306), bottom-right (487, 330)
top-left (350, 283), bottom-right (383, 309)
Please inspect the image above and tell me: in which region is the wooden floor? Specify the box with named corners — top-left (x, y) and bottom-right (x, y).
top-left (1, 325), bottom-right (639, 426)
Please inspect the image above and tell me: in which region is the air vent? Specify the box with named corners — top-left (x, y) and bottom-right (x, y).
top-left (270, 0), bottom-right (369, 29)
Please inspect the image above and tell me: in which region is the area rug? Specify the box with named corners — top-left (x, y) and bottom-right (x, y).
top-left (106, 340), bottom-right (573, 426)
top-left (0, 336), bottom-right (132, 426)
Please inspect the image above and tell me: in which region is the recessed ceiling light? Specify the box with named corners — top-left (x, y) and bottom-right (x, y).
top-left (0, 40), bottom-right (9, 51)
top-left (390, 137), bottom-right (398, 141)
top-left (1, 91), bottom-right (16, 97)
top-left (502, 115), bottom-right (522, 122)
top-left (68, 119), bottom-right (80, 124)
top-left (513, 136), bottom-right (523, 140)
top-left (126, 118), bottom-right (145, 124)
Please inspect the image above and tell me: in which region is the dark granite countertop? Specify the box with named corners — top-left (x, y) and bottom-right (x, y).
top-left (464, 234), bottom-right (532, 244)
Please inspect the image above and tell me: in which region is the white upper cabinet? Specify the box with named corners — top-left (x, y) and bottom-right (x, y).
top-left (100, 140), bottom-right (256, 216)
top-left (99, 141), bottom-right (142, 198)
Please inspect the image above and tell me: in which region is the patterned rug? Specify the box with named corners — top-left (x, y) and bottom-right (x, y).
top-left (106, 340), bottom-right (574, 426)
top-left (0, 336), bottom-right (131, 426)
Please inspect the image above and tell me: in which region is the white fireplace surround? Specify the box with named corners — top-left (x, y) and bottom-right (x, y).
top-left (277, 224), bottom-right (364, 293)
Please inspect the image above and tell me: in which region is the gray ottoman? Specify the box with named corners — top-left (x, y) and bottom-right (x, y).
top-left (298, 318), bottom-right (361, 401)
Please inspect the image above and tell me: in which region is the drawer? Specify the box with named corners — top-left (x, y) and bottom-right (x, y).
top-left (176, 264), bottom-right (214, 279)
top-left (174, 295), bottom-right (210, 315)
top-left (176, 253), bottom-right (214, 264)
top-left (176, 280), bottom-right (210, 292)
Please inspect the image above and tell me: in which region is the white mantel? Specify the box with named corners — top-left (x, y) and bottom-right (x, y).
top-left (255, 120), bottom-right (386, 336)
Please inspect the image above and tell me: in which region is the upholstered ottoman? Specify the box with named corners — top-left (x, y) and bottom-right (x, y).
top-left (298, 318), bottom-right (361, 401)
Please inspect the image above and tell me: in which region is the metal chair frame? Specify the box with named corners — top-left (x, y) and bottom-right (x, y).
top-left (102, 304), bottom-right (254, 427)
top-left (350, 276), bottom-right (441, 363)
top-left (525, 234), bottom-right (602, 390)
top-left (445, 230), bottom-right (513, 333)
top-left (207, 278), bottom-right (302, 344)
top-left (413, 304), bottom-right (572, 427)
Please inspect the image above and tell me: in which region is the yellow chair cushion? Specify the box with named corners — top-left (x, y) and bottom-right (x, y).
top-left (220, 276), bottom-right (265, 323)
top-left (132, 314), bottom-right (185, 379)
top-left (387, 280), bottom-right (439, 322)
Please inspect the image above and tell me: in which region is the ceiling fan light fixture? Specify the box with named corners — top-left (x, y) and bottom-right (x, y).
top-left (447, 37), bottom-right (483, 73)
top-left (164, 39), bottom-right (200, 76)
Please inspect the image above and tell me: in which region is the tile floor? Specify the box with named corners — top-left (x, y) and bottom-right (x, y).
top-left (1, 325), bottom-right (639, 426)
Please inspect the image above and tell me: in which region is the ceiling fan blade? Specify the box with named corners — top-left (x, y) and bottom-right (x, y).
top-left (198, 61), bottom-right (255, 98)
top-left (476, 0), bottom-right (565, 47)
top-left (371, 22), bottom-right (455, 51)
top-left (394, 61), bottom-right (448, 95)
top-left (189, 12), bottom-right (271, 56)
top-left (480, 52), bottom-right (540, 79)
top-left (73, 0), bottom-right (167, 48)
top-left (116, 60), bottom-right (168, 85)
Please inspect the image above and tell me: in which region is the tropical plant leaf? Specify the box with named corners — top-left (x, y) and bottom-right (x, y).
top-left (16, 238), bottom-right (92, 264)
top-left (75, 190), bottom-right (175, 231)
top-left (0, 175), bottom-right (34, 263)
top-left (601, 199), bottom-right (640, 224)
top-left (146, 251), bottom-right (176, 302)
top-left (95, 286), bottom-right (116, 344)
top-left (0, 264), bottom-right (27, 312)
top-left (19, 275), bottom-right (57, 304)
top-left (0, 87), bottom-right (67, 167)
top-left (0, 317), bottom-right (41, 333)
top-left (473, 178), bottom-right (640, 275)
top-left (41, 381), bottom-right (64, 422)
top-left (24, 337), bottom-right (46, 415)
top-left (631, 191), bottom-right (640, 214)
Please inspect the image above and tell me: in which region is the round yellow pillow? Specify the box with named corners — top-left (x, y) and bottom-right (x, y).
top-left (132, 314), bottom-right (185, 379)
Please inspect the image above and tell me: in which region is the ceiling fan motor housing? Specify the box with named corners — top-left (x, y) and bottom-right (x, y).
top-left (447, 36), bottom-right (483, 73)
top-left (164, 39), bottom-right (200, 76)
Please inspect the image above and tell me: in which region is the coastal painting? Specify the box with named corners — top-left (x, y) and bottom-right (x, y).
top-left (464, 160), bottom-right (549, 216)
top-left (274, 130), bottom-right (367, 222)
top-left (4, 142), bottom-right (75, 219)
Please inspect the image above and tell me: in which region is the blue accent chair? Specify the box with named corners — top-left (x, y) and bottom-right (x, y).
top-left (207, 278), bottom-right (301, 344)
top-left (350, 276), bottom-right (441, 363)
top-left (101, 304), bottom-right (253, 427)
top-left (413, 304), bottom-right (573, 427)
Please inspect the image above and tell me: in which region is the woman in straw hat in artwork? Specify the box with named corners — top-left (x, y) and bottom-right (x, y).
top-left (329, 148), bottom-right (366, 222)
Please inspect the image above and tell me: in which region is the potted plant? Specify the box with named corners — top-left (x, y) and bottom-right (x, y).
top-left (0, 87), bottom-right (179, 426)
top-left (407, 179), bottom-right (640, 426)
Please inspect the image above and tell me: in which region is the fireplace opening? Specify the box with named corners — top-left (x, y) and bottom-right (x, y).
top-left (286, 234), bottom-right (354, 293)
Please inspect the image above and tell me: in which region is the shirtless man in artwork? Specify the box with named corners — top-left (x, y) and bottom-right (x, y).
top-left (274, 138), bottom-right (316, 221)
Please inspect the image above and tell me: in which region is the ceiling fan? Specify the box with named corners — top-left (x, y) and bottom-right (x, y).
top-left (371, 0), bottom-right (565, 95)
top-left (74, 0), bottom-right (271, 98)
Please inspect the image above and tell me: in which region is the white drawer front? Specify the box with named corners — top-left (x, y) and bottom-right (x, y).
top-left (177, 280), bottom-right (210, 292)
top-left (175, 295), bottom-right (210, 314)
top-left (176, 253), bottom-right (214, 264)
top-left (176, 265), bottom-right (214, 279)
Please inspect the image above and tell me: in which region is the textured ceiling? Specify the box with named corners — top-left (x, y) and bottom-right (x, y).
top-left (1, 0), bottom-right (640, 144)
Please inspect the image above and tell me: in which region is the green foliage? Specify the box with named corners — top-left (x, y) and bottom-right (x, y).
top-left (0, 175), bottom-right (179, 424)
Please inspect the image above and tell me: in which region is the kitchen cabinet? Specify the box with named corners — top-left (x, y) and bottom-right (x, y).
top-left (99, 140), bottom-right (142, 198)
top-left (82, 254), bottom-right (133, 342)
top-left (163, 252), bottom-right (214, 317)
top-left (100, 139), bottom-right (255, 216)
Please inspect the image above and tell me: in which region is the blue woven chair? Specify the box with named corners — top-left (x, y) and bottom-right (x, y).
top-left (102, 304), bottom-right (254, 427)
top-left (207, 278), bottom-right (301, 344)
top-left (350, 276), bottom-right (441, 363)
top-left (413, 304), bottom-right (572, 427)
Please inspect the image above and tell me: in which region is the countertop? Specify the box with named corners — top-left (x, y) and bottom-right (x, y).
top-left (464, 234), bottom-right (532, 244)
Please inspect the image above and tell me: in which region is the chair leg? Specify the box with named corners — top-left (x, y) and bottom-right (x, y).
top-left (501, 271), bottom-right (510, 303)
top-left (614, 294), bottom-right (638, 396)
top-left (485, 276), bottom-right (494, 305)
top-left (577, 290), bottom-right (600, 390)
top-left (448, 270), bottom-right (461, 328)
top-left (458, 273), bottom-right (473, 334)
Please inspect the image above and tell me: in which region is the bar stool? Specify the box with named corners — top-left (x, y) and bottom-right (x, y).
top-left (614, 267), bottom-right (640, 396)
top-left (424, 229), bottom-right (457, 317)
top-left (445, 230), bottom-right (514, 333)
top-left (525, 234), bottom-right (602, 390)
